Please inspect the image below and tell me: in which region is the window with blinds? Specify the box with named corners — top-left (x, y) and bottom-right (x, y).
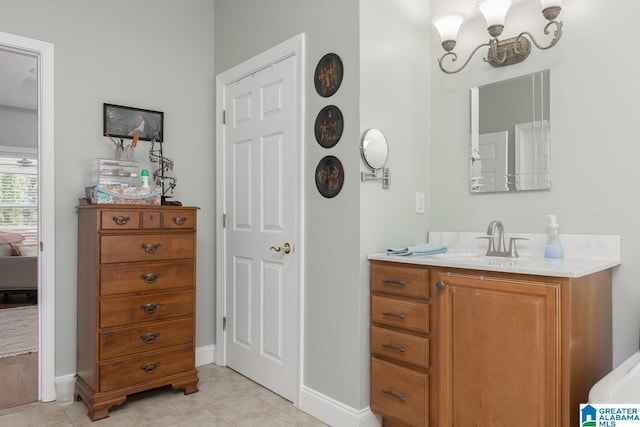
top-left (0, 153), bottom-right (38, 246)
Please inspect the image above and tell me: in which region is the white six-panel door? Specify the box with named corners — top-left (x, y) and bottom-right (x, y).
top-left (220, 48), bottom-right (299, 401)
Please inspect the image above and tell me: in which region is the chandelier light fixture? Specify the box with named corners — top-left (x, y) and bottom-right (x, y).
top-left (432, 0), bottom-right (563, 74)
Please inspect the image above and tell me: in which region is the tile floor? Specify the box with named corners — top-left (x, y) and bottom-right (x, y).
top-left (0, 364), bottom-right (328, 426)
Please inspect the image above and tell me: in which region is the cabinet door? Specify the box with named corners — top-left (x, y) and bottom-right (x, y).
top-left (434, 270), bottom-right (560, 427)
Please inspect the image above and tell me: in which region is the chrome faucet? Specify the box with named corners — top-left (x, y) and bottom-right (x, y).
top-left (478, 220), bottom-right (527, 258)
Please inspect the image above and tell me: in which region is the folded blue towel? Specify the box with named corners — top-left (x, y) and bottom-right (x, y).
top-left (386, 243), bottom-right (447, 256)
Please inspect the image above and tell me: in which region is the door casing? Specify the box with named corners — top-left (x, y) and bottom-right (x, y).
top-left (215, 33), bottom-right (305, 406)
top-left (0, 31), bottom-right (56, 401)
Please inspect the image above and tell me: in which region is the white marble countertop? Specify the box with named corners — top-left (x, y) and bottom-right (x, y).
top-left (368, 232), bottom-right (621, 278)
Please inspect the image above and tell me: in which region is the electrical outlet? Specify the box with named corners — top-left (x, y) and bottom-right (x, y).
top-left (415, 192), bottom-right (425, 214)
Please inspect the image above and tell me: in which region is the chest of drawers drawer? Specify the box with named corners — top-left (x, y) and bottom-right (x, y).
top-left (99, 290), bottom-right (193, 328)
top-left (100, 234), bottom-right (195, 264)
top-left (99, 344), bottom-right (194, 391)
top-left (371, 295), bottom-right (429, 334)
top-left (371, 357), bottom-right (428, 427)
top-left (371, 325), bottom-right (429, 368)
top-left (99, 317), bottom-right (194, 360)
top-left (100, 261), bottom-right (194, 296)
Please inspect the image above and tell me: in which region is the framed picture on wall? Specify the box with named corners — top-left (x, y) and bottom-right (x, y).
top-left (103, 103), bottom-right (164, 142)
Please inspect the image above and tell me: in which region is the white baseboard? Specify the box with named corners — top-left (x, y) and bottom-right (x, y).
top-left (299, 385), bottom-right (382, 427)
top-left (53, 374), bottom-right (76, 406)
top-left (196, 344), bottom-right (215, 367)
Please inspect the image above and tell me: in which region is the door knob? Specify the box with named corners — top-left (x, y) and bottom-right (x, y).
top-left (270, 242), bottom-right (292, 254)
top-left (436, 280), bottom-right (446, 291)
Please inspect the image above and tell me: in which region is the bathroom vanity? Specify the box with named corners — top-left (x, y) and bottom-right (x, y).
top-left (369, 233), bottom-right (620, 427)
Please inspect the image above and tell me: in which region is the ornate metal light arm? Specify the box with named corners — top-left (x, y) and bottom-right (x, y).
top-left (514, 20), bottom-right (563, 53)
top-left (437, 42), bottom-right (491, 75)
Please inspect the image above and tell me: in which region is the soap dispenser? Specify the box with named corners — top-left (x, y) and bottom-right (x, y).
top-left (544, 214), bottom-right (564, 259)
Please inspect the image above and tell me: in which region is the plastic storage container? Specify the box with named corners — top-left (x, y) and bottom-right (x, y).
top-left (93, 158), bottom-right (139, 188)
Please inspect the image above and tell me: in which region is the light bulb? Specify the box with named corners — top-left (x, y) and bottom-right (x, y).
top-left (432, 13), bottom-right (465, 44)
top-left (476, 0), bottom-right (512, 27)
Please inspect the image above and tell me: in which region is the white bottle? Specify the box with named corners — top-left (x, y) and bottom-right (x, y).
top-left (544, 214), bottom-right (564, 259)
top-left (141, 169), bottom-right (150, 189)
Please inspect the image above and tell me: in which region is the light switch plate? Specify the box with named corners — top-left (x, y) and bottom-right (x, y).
top-left (416, 192), bottom-right (425, 214)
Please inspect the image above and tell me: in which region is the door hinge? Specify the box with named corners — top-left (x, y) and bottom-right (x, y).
top-left (223, 213), bottom-right (227, 228)
top-left (223, 316), bottom-right (227, 331)
top-left (40, 241), bottom-right (43, 251)
top-left (222, 109), bottom-right (226, 124)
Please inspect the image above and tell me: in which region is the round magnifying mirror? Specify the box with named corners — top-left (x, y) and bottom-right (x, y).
top-left (360, 129), bottom-right (389, 170)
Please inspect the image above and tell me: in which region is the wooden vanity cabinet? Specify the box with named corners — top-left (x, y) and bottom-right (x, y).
top-left (370, 261), bottom-right (612, 427)
top-left (370, 261), bottom-right (435, 426)
top-left (75, 205), bottom-right (200, 420)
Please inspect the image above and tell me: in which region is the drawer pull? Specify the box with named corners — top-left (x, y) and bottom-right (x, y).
top-left (139, 332), bottom-right (161, 344)
top-left (382, 279), bottom-right (406, 286)
top-left (140, 243), bottom-right (162, 254)
top-left (139, 303), bottom-right (161, 314)
top-left (140, 272), bottom-right (161, 283)
top-left (382, 311), bottom-right (407, 320)
top-left (382, 388), bottom-right (406, 401)
top-left (140, 361), bottom-right (161, 374)
top-left (112, 215), bottom-right (130, 225)
top-left (173, 216), bottom-right (187, 225)
top-left (382, 343), bottom-right (407, 353)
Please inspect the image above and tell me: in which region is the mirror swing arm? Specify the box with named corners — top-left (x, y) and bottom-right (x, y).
top-left (361, 168), bottom-right (390, 189)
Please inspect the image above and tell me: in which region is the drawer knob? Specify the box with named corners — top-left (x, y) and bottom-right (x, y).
top-left (382, 343), bottom-right (407, 353)
top-left (382, 279), bottom-right (406, 286)
top-left (140, 361), bottom-right (161, 374)
top-left (382, 388), bottom-right (406, 401)
top-left (112, 215), bottom-right (130, 225)
top-left (436, 280), bottom-right (446, 291)
top-left (139, 303), bottom-right (161, 314)
top-left (173, 216), bottom-right (187, 225)
top-left (140, 243), bottom-right (162, 254)
top-left (139, 332), bottom-right (161, 344)
top-left (140, 272), bottom-right (161, 283)
top-left (382, 311), bottom-right (406, 320)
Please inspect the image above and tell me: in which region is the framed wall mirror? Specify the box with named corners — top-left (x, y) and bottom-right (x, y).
top-left (470, 70), bottom-right (551, 193)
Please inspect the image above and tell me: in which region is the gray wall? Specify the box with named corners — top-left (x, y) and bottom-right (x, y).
top-left (214, 0), bottom-right (363, 408)
top-left (430, 0), bottom-right (638, 366)
top-left (0, 0), bottom-right (216, 377)
top-left (359, 0), bottom-right (430, 409)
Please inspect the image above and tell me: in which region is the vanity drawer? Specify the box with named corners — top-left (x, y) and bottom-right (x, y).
top-left (100, 261), bottom-right (195, 296)
top-left (100, 210), bottom-right (141, 230)
top-left (99, 344), bottom-right (194, 391)
top-left (372, 295), bottom-right (429, 334)
top-left (371, 357), bottom-right (428, 427)
top-left (371, 262), bottom-right (429, 299)
top-left (100, 317), bottom-right (193, 360)
top-left (162, 210), bottom-right (197, 229)
top-left (100, 233), bottom-right (195, 264)
top-left (99, 290), bottom-right (194, 328)
top-left (371, 325), bottom-right (429, 368)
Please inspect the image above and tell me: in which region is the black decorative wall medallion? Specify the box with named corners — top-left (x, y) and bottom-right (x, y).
top-left (314, 105), bottom-right (343, 148)
top-left (314, 53), bottom-right (343, 97)
top-left (315, 155), bottom-right (344, 198)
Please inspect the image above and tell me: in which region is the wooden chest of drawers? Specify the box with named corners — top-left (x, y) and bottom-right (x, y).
top-left (75, 205), bottom-right (199, 420)
top-left (370, 261), bottom-right (432, 427)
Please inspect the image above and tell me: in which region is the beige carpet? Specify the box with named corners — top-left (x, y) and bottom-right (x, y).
top-left (0, 306), bottom-right (37, 358)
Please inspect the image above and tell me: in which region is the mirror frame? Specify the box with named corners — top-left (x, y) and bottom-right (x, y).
top-left (360, 128), bottom-right (389, 171)
top-left (470, 70), bottom-right (551, 194)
